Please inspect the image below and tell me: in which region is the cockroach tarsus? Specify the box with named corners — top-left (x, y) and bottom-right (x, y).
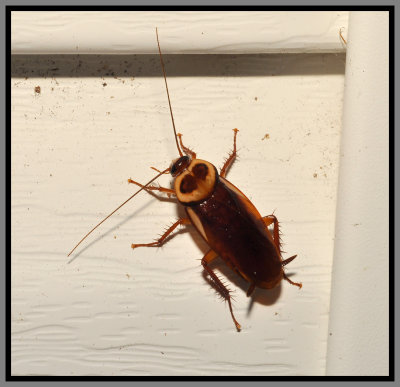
top-left (68, 28), bottom-right (302, 332)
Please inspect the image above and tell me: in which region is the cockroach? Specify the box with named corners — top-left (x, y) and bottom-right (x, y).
top-left (68, 28), bottom-right (302, 331)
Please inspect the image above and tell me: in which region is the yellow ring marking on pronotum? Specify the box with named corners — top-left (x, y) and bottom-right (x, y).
top-left (174, 159), bottom-right (217, 204)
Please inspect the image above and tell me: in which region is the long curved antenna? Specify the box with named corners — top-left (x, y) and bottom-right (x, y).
top-left (67, 168), bottom-right (169, 257)
top-left (156, 27), bottom-right (183, 157)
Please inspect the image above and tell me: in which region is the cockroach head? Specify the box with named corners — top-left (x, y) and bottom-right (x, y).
top-left (170, 155), bottom-right (191, 177)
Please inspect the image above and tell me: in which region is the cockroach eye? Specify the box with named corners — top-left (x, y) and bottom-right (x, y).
top-left (170, 155), bottom-right (191, 177)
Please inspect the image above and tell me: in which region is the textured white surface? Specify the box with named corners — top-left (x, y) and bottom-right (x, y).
top-left (11, 12), bottom-right (346, 376)
top-left (326, 11), bottom-right (389, 376)
top-left (11, 10), bottom-right (348, 54)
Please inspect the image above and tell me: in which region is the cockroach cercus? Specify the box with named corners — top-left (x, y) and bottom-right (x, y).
top-left (68, 28), bottom-right (302, 331)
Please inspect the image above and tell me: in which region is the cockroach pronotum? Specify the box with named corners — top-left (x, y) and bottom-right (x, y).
top-left (68, 28), bottom-right (302, 331)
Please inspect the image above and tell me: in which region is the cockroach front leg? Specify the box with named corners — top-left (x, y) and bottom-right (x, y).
top-left (201, 249), bottom-right (241, 331)
top-left (263, 215), bottom-right (302, 289)
top-left (177, 133), bottom-right (196, 159)
top-left (131, 217), bottom-right (190, 249)
top-left (128, 178), bottom-right (176, 197)
top-left (220, 128), bottom-right (239, 178)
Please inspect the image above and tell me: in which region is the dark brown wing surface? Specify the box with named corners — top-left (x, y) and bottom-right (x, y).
top-left (186, 177), bottom-right (283, 289)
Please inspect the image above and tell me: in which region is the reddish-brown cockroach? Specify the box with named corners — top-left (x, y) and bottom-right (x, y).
top-left (68, 28), bottom-right (302, 331)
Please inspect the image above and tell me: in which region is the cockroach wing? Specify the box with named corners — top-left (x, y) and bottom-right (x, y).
top-left (186, 177), bottom-right (284, 289)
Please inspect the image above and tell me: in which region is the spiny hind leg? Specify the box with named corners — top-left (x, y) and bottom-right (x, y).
top-left (262, 214), bottom-right (282, 255)
top-left (220, 128), bottom-right (239, 178)
top-left (263, 215), bottom-right (302, 289)
top-left (177, 133), bottom-right (196, 159)
top-left (283, 270), bottom-right (302, 289)
top-left (201, 249), bottom-right (241, 331)
top-left (128, 178), bottom-right (176, 197)
top-left (131, 217), bottom-right (190, 249)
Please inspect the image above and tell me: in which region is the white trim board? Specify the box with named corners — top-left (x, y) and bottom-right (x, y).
top-left (12, 10), bottom-right (348, 54)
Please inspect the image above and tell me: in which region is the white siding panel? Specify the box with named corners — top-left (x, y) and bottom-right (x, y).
top-left (11, 11), bottom-right (347, 376)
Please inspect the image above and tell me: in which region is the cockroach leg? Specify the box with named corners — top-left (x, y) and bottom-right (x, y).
top-left (263, 216), bottom-right (302, 289)
top-left (262, 214), bottom-right (282, 255)
top-left (201, 249), bottom-right (241, 331)
top-left (220, 128), bottom-right (239, 178)
top-left (283, 270), bottom-right (302, 289)
top-left (282, 254), bottom-right (302, 289)
top-left (131, 217), bottom-right (190, 249)
top-left (128, 178), bottom-right (176, 196)
top-left (177, 133), bottom-right (197, 159)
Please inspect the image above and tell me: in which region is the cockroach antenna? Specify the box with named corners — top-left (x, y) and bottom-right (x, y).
top-left (67, 168), bottom-right (169, 257)
top-left (156, 27), bottom-right (183, 157)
